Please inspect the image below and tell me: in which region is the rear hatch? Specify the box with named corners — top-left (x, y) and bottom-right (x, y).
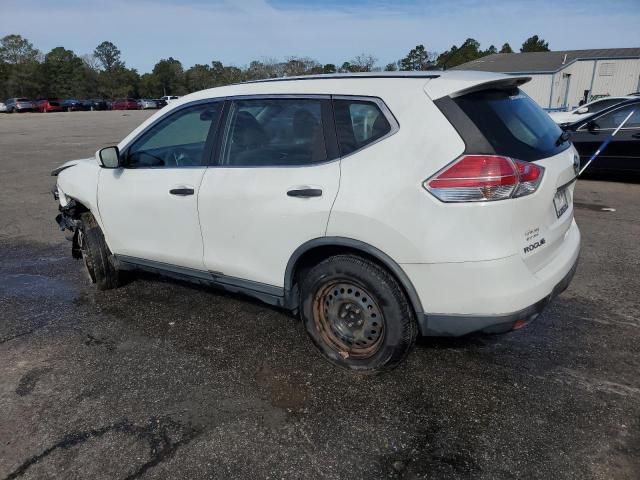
top-left (432, 82), bottom-right (577, 272)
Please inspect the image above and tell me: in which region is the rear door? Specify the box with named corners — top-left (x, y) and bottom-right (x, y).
top-left (198, 96), bottom-right (340, 289)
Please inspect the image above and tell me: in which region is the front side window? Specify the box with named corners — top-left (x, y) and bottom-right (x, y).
top-left (221, 98), bottom-right (327, 166)
top-left (126, 102), bottom-right (221, 168)
top-left (333, 99), bottom-right (392, 156)
top-left (590, 105), bottom-right (640, 130)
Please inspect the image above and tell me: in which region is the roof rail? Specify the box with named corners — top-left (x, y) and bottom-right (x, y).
top-left (243, 72), bottom-right (441, 84)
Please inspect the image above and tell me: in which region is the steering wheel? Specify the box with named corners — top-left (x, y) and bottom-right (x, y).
top-left (165, 147), bottom-right (194, 167)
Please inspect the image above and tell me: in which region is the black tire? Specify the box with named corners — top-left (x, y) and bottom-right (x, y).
top-left (78, 213), bottom-right (119, 290)
top-left (300, 255), bottom-right (418, 372)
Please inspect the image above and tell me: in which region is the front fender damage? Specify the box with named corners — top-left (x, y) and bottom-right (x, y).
top-left (55, 198), bottom-right (84, 259)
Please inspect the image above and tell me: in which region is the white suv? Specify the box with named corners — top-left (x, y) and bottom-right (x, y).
top-left (52, 72), bottom-right (580, 371)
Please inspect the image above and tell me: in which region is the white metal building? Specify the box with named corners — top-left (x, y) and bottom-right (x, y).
top-left (454, 48), bottom-right (640, 110)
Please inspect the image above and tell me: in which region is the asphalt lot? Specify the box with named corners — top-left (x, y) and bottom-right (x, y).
top-left (0, 110), bottom-right (639, 479)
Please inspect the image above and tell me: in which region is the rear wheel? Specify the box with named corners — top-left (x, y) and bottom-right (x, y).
top-left (300, 255), bottom-right (417, 372)
top-left (78, 213), bottom-right (119, 290)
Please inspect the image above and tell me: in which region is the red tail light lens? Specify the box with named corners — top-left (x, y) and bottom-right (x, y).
top-left (424, 155), bottom-right (544, 202)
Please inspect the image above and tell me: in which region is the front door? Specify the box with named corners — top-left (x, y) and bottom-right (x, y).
top-left (98, 101), bottom-right (222, 270)
top-left (198, 97), bottom-right (340, 289)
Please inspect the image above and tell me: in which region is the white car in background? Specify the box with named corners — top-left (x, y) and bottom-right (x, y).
top-left (51, 71), bottom-right (580, 371)
top-left (137, 99), bottom-right (158, 110)
top-left (0, 102), bottom-right (6, 112)
top-left (548, 96), bottom-right (634, 125)
top-left (160, 95), bottom-right (180, 104)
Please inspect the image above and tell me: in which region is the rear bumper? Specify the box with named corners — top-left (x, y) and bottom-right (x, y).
top-left (407, 219), bottom-right (580, 336)
top-left (418, 255), bottom-right (578, 336)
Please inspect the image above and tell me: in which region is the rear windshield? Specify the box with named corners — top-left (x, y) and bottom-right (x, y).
top-left (17, 98), bottom-right (30, 102)
top-left (453, 88), bottom-right (568, 161)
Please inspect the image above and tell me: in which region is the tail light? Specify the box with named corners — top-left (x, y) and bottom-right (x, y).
top-left (424, 154), bottom-right (544, 203)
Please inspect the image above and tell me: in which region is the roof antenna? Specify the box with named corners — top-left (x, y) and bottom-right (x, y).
top-left (562, 53), bottom-right (567, 65)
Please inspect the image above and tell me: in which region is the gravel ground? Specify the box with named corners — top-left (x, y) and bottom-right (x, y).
top-left (0, 110), bottom-right (639, 479)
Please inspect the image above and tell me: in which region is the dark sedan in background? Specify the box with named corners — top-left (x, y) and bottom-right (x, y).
top-left (564, 98), bottom-right (640, 175)
top-left (82, 98), bottom-right (109, 111)
top-left (61, 99), bottom-right (86, 112)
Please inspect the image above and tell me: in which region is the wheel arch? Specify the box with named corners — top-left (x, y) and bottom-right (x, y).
top-left (284, 237), bottom-right (424, 316)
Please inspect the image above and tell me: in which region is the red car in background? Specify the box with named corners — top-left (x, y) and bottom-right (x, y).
top-left (35, 99), bottom-right (63, 113)
top-left (111, 98), bottom-right (139, 110)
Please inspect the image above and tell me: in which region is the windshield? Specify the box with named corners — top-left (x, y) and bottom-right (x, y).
top-left (453, 88), bottom-right (569, 161)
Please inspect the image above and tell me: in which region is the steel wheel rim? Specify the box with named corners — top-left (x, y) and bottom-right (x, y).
top-left (313, 281), bottom-right (384, 359)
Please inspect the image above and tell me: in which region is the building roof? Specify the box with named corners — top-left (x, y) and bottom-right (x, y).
top-left (453, 48), bottom-right (640, 74)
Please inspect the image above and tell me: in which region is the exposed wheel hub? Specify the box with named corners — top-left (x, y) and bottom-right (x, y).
top-left (313, 281), bottom-right (384, 358)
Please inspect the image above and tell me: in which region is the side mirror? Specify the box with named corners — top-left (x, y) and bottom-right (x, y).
top-left (576, 107), bottom-right (588, 114)
top-left (97, 146), bottom-right (121, 168)
top-left (586, 121), bottom-right (599, 133)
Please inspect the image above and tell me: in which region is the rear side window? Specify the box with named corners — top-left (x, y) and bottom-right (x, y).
top-left (221, 98), bottom-right (328, 167)
top-left (585, 98), bottom-right (623, 114)
top-left (452, 89), bottom-right (568, 161)
top-left (333, 99), bottom-right (392, 156)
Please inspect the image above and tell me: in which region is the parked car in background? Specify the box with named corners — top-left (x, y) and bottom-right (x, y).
top-left (549, 96), bottom-right (634, 125)
top-left (35, 99), bottom-right (63, 113)
top-left (0, 102), bottom-right (6, 112)
top-left (137, 99), bottom-right (158, 110)
top-left (52, 71), bottom-right (580, 371)
top-left (82, 99), bottom-right (109, 111)
top-left (111, 98), bottom-right (140, 110)
top-left (160, 95), bottom-right (179, 104)
top-left (154, 98), bottom-right (168, 108)
top-left (563, 98), bottom-right (640, 175)
top-left (5, 98), bottom-right (35, 113)
top-left (62, 99), bottom-right (86, 112)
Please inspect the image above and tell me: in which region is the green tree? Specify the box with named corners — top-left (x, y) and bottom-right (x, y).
top-left (152, 57), bottom-right (185, 95)
top-left (339, 61), bottom-right (352, 73)
top-left (42, 47), bottom-right (88, 98)
top-left (384, 62), bottom-right (398, 71)
top-left (184, 64), bottom-right (214, 92)
top-left (484, 45), bottom-right (497, 56)
top-left (499, 43), bottom-right (514, 53)
top-left (436, 38), bottom-right (484, 69)
top-left (93, 41), bottom-right (124, 72)
top-left (399, 44), bottom-right (434, 71)
top-left (520, 35), bottom-right (550, 52)
top-left (0, 34), bottom-right (41, 97)
top-left (139, 72), bottom-right (161, 97)
top-left (322, 64), bottom-right (337, 74)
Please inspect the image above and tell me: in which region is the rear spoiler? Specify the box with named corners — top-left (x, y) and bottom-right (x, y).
top-left (449, 77), bottom-right (531, 98)
top-left (424, 73), bottom-right (531, 100)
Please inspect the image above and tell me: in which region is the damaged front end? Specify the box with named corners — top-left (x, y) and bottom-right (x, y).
top-left (53, 186), bottom-right (83, 259)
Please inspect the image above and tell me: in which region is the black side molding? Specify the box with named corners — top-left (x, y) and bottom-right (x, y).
top-left (51, 164), bottom-right (77, 176)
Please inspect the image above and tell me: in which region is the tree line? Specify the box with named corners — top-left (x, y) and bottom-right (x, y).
top-left (0, 34), bottom-right (550, 100)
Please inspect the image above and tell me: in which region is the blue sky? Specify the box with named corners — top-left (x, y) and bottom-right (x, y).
top-left (1, 0), bottom-right (638, 73)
